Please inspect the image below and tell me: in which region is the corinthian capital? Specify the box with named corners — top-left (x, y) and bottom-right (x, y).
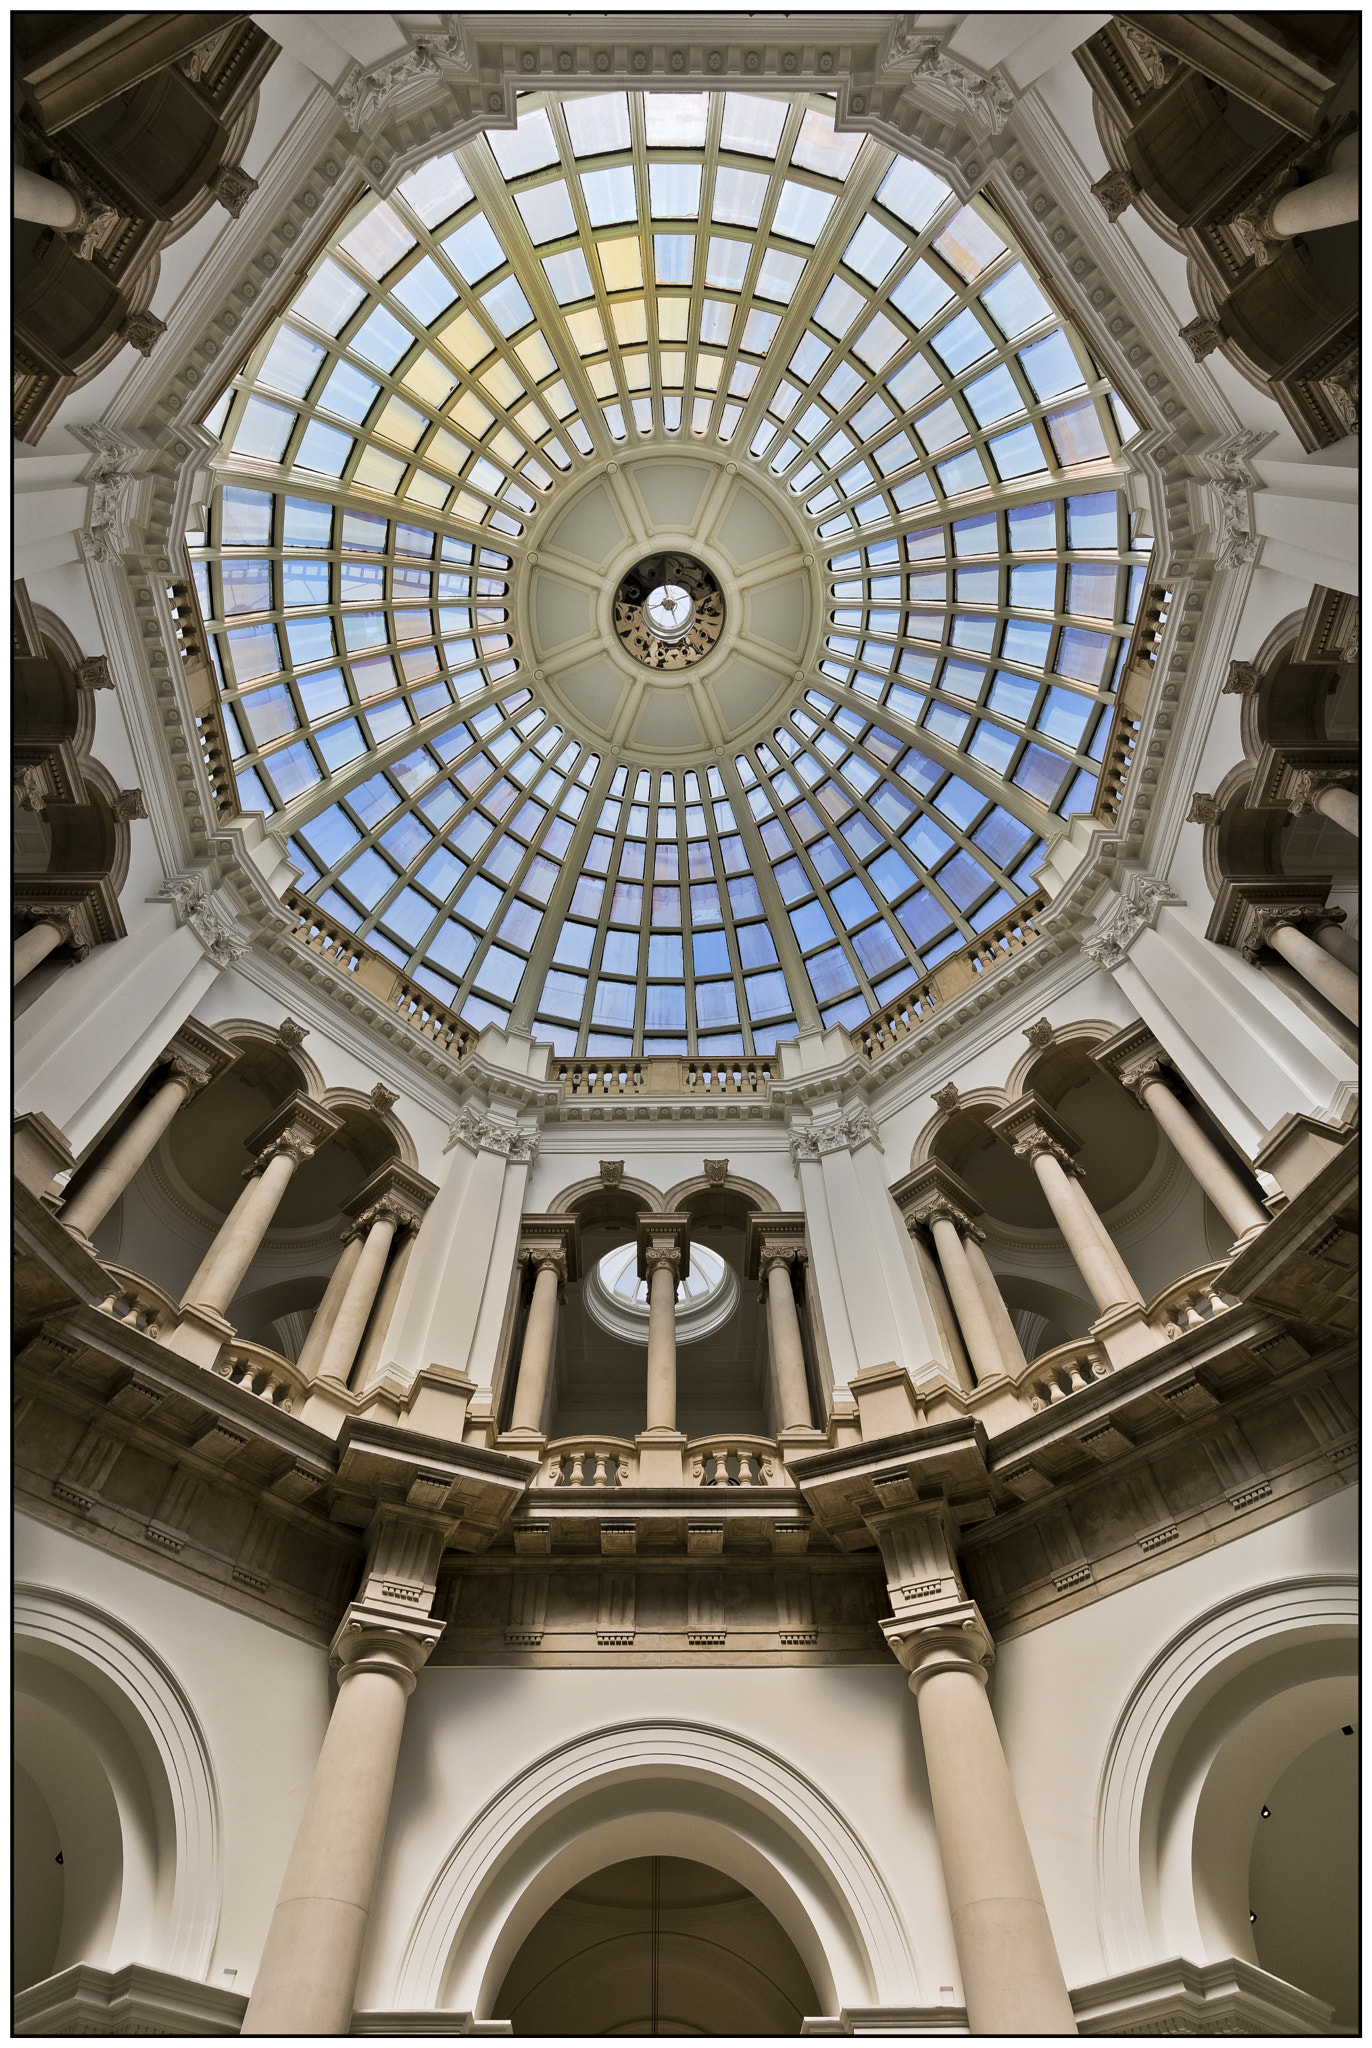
top-left (987, 1093), bottom-right (1084, 1174)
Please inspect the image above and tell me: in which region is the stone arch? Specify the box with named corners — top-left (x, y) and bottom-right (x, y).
top-left (209, 1017), bottom-right (325, 1103)
top-left (1093, 1574), bottom-right (1357, 1978)
top-left (320, 1086), bottom-right (418, 1170)
top-left (1004, 1018), bottom-right (1120, 1104)
top-left (910, 1086), bottom-right (1009, 1170)
top-left (394, 1719), bottom-right (922, 2020)
top-left (14, 1584), bottom-right (223, 1984)
top-left (662, 1168), bottom-right (780, 1215)
top-left (545, 1170), bottom-right (666, 1219)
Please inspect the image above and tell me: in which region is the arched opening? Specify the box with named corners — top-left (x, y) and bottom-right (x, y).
top-left (1095, 1578), bottom-right (1358, 2032)
top-left (1248, 1724), bottom-right (1358, 2027)
top-left (13, 1652), bottom-right (159, 1990)
top-left (539, 1183), bottom-right (771, 1442)
top-left (492, 1854), bottom-right (820, 2035)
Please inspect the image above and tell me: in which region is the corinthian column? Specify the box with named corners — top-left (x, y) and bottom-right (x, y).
top-left (988, 1094), bottom-right (1157, 1370)
top-left (1118, 1056), bottom-right (1269, 1243)
top-left (847, 1493), bottom-right (1076, 2035)
top-left (892, 1612), bottom-right (1077, 2035)
top-left (893, 1161), bottom-right (1022, 1387)
top-left (163, 1094), bottom-right (342, 1365)
top-left (312, 1163), bottom-right (436, 1391)
top-left (1244, 907), bottom-right (1359, 1027)
top-left (635, 1213), bottom-right (691, 1482)
top-left (61, 1023), bottom-right (239, 1242)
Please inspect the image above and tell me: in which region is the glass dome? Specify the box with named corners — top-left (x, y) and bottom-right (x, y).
top-left (186, 88), bottom-right (1149, 1053)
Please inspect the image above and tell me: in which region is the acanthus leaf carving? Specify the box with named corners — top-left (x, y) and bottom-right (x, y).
top-left (148, 871), bottom-right (249, 968)
top-left (883, 25), bottom-right (1017, 135)
top-left (450, 1106), bottom-right (538, 1161)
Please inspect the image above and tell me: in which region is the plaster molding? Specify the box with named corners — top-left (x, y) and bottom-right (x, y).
top-left (1079, 870), bottom-right (1186, 972)
top-left (149, 871), bottom-right (249, 968)
top-left (394, 1717), bottom-right (921, 2011)
top-left (1092, 1574), bottom-right (1358, 1974)
top-left (15, 1583), bottom-right (224, 1982)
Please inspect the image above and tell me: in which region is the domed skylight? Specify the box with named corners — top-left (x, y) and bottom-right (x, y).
top-left (585, 1241), bottom-right (737, 1347)
top-left (187, 88), bottom-right (1148, 1053)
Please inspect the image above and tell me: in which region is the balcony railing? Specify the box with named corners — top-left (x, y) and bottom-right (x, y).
top-left (851, 893), bottom-right (1047, 1062)
top-left (1019, 1262), bottom-right (1236, 1409)
top-left (556, 1057), bottom-right (775, 1099)
top-left (1091, 583), bottom-right (1173, 829)
top-left (284, 889), bottom-right (475, 1062)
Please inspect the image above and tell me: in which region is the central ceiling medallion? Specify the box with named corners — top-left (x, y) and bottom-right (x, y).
top-left (614, 553), bottom-right (725, 671)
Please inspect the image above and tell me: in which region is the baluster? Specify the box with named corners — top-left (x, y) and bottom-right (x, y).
top-left (590, 1449), bottom-right (610, 1486)
top-left (735, 1448), bottom-right (754, 1486)
top-left (569, 1450), bottom-right (587, 1485)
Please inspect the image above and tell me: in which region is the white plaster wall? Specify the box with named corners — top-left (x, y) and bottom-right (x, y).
top-left (992, 1486), bottom-right (1359, 1991)
top-left (15, 1514), bottom-right (333, 1995)
top-left (358, 1661), bottom-right (954, 2016)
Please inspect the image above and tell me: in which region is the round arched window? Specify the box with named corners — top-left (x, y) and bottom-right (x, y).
top-left (584, 1240), bottom-right (738, 1345)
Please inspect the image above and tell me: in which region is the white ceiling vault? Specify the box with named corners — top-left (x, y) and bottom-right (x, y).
top-left (66, 14), bottom-right (1247, 1082)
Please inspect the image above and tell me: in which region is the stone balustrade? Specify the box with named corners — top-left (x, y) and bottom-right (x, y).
top-left (1021, 1336), bottom-right (1112, 1411)
top-left (285, 890), bottom-right (475, 1061)
top-left (96, 1263), bottom-right (179, 1339)
top-left (687, 1436), bottom-right (786, 1486)
top-left (213, 1338), bottom-right (306, 1412)
top-left (1092, 585), bottom-right (1173, 829)
top-left (555, 1057), bottom-right (775, 1099)
top-left (1144, 1262), bottom-right (1236, 1341)
top-left (851, 895), bottom-right (1047, 1063)
top-left (537, 1437), bottom-right (639, 1486)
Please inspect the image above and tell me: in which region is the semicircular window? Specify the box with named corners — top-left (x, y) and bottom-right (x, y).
top-left (185, 87), bottom-right (1150, 1054)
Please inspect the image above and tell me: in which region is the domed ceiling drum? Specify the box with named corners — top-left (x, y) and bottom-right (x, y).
top-left (185, 87), bottom-right (1149, 1057)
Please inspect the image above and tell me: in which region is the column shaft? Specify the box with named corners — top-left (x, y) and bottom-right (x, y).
top-left (1314, 785), bottom-right (1359, 837)
top-left (510, 1260), bottom-right (561, 1433)
top-left (61, 1073), bottom-right (193, 1240)
top-left (316, 1213), bottom-right (399, 1387)
top-left (928, 1216), bottom-right (1002, 1386)
top-left (1030, 1151), bottom-right (1142, 1317)
top-left (962, 1234), bottom-right (1029, 1375)
top-left (1269, 165), bottom-right (1358, 236)
top-left (13, 164), bottom-right (85, 229)
top-left (351, 1231), bottom-right (415, 1392)
top-left (911, 1652), bottom-right (1077, 2034)
top-left (645, 1262), bottom-right (677, 1432)
top-left (189, 1150), bottom-right (298, 1317)
top-left (764, 1260), bottom-right (813, 1431)
top-left (1313, 919), bottom-right (1359, 972)
top-left (1135, 1077), bottom-right (1268, 1238)
top-left (295, 1236), bottom-right (366, 1383)
top-left (1269, 920), bottom-right (1359, 1026)
top-left (14, 920), bottom-right (65, 985)
top-left (241, 1649), bottom-right (417, 2035)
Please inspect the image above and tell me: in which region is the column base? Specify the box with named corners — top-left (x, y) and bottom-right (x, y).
top-left (160, 1302), bottom-right (237, 1367)
top-left (495, 1428), bottom-right (547, 1464)
top-left (777, 1424), bottom-right (826, 1479)
top-left (406, 1365), bottom-right (477, 1442)
top-left (849, 1361), bottom-right (924, 1440)
top-left (634, 1431), bottom-right (687, 1485)
top-left (1088, 1302), bottom-right (1161, 1370)
top-left (298, 1374), bottom-right (355, 1432)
